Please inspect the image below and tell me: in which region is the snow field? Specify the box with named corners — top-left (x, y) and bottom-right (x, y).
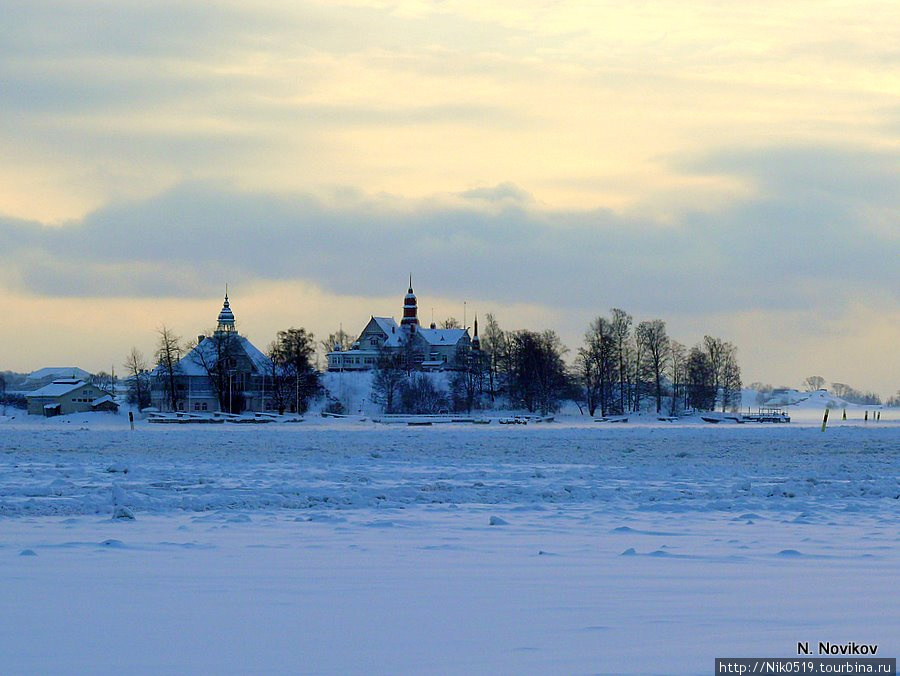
top-left (1, 424), bottom-right (898, 675)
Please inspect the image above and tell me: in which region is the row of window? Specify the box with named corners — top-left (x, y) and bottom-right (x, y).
top-left (330, 353), bottom-right (448, 365)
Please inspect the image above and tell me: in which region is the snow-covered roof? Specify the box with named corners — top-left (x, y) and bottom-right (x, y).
top-left (371, 317), bottom-right (400, 336)
top-left (382, 331), bottom-right (407, 348)
top-left (26, 367), bottom-right (91, 383)
top-left (416, 328), bottom-right (469, 346)
top-left (156, 334), bottom-right (273, 377)
top-left (26, 380), bottom-right (88, 398)
top-left (90, 395), bottom-right (117, 407)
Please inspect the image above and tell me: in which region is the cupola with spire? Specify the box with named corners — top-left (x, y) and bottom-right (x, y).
top-left (400, 275), bottom-right (419, 329)
top-left (215, 289), bottom-right (236, 335)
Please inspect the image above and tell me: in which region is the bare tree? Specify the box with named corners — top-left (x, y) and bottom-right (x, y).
top-left (190, 329), bottom-right (243, 413)
top-left (701, 336), bottom-right (729, 410)
top-left (400, 373), bottom-right (448, 414)
top-left (371, 346), bottom-right (406, 413)
top-left (441, 317), bottom-right (461, 329)
top-left (721, 347), bottom-right (743, 412)
top-left (123, 347), bottom-right (151, 410)
top-left (686, 345), bottom-right (716, 411)
top-left (668, 340), bottom-right (687, 415)
top-left (319, 329), bottom-right (353, 358)
top-left (90, 370), bottom-right (116, 395)
top-left (480, 313), bottom-right (505, 402)
top-left (610, 309), bottom-right (633, 415)
top-left (575, 346), bottom-right (601, 417)
top-left (265, 344), bottom-right (291, 415)
top-left (450, 343), bottom-right (486, 413)
top-left (803, 375), bottom-right (825, 392)
top-left (583, 316), bottom-right (617, 417)
top-left (155, 325), bottom-right (183, 411)
top-left (636, 319), bottom-right (670, 413)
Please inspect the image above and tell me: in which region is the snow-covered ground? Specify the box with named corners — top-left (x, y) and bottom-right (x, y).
top-left (1, 415), bottom-right (898, 675)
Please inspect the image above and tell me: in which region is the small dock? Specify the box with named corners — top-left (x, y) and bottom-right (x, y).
top-left (743, 407), bottom-right (791, 423)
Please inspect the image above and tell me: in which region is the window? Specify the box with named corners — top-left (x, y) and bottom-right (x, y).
top-left (177, 402), bottom-right (185, 411)
top-left (201, 402), bottom-right (208, 411)
top-left (194, 403), bottom-right (201, 411)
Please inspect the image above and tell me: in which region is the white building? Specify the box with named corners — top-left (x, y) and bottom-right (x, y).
top-left (326, 280), bottom-right (479, 372)
top-left (150, 294), bottom-right (274, 413)
top-left (26, 379), bottom-right (118, 416)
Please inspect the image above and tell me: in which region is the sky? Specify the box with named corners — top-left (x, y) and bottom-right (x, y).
top-left (1, 0), bottom-right (898, 396)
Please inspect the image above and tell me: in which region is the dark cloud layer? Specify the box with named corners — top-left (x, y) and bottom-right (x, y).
top-left (2, 145), bottom-right (897, 317)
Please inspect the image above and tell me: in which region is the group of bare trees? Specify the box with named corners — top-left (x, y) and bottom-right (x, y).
top-left (683, 336), bottom-right (742, 413)
top-left (369, 348), bottom-right (453, 414)
top-left (827, 382), bottom-right (882, 406)
top-left (576, 309), bottom-right (742, 416)
top-left (802, 375), bottom-right (883, 405)
top-left (368, 308), bottom-right (744, 416)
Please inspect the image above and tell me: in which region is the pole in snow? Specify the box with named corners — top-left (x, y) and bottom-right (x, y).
top-left (128, 411), bottom-right (135, 431)
top-left (821, 408), bottom-right (829, 432)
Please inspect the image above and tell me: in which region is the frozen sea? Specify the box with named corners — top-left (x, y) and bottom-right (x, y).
top-left (1, 417), bottom-right (898, 675)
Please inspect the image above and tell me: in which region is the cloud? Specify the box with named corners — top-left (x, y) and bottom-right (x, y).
top-left (2, 144), bottom-right (897, 321)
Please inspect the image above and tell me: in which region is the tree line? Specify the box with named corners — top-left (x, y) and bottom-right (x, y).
top-left (370, 310), bottom-right (742, 416)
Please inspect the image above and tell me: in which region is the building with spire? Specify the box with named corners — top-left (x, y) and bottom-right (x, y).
top-left (400, 276), bottom-right (419, 329)
top-left (326, 279), bottom-right (473, 372)
top-left (150, 293), bottom-right (274, 413)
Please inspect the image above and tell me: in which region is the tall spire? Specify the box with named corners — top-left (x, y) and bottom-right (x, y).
top-left (472, 315), bottom-right (480, 350)
top-left (216, 288), bottom-right (236, 334)
top-left (401, 276), bottom-right (419, 329)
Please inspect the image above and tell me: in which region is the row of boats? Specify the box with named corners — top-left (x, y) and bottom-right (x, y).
top-left (593, 408), bottom-right (791, 424)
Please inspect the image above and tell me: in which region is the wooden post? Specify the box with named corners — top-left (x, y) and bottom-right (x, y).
top-left (821, 408), bottom-right (829, 432)
top-left (128, 411), bottom-right (134, 431)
